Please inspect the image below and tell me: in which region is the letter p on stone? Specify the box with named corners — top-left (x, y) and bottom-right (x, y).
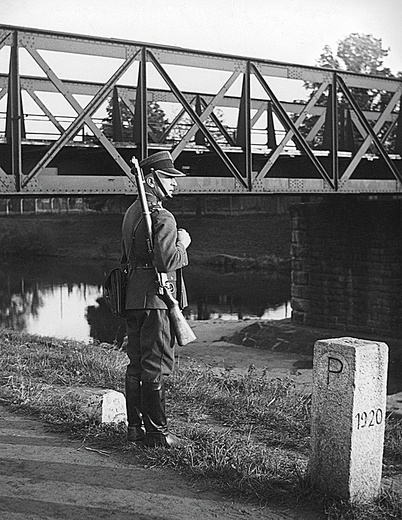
top-left (327, 356), bottom-right (343, 383)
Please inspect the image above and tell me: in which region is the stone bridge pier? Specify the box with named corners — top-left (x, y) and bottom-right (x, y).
top-left (290, 198), bottom-right (402, 337)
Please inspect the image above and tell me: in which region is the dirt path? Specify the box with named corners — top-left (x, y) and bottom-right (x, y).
top-left (180, 319), bottom-right (316, 391)
top-left (0, 402), bottom-right (323, 520)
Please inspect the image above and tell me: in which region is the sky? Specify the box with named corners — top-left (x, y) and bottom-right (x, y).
top-left (2, 0), bottom-right (402, 73)
top-left (1, 0), bottom-right (401, 133)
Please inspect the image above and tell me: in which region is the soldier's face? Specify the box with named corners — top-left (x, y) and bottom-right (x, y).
top-left (149, 172), bottom-right (178, 199)
top-left (159, 174), bottom-right (177, 198)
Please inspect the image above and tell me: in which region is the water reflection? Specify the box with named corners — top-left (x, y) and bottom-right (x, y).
top-left (0, 256), bottom-right (106, 341)
top-left (183, 266), bottom-right (289, 321)
top-left (26, 285), bottom-right (101, 341)
top-left (0, 256), bottom-right (290, 343)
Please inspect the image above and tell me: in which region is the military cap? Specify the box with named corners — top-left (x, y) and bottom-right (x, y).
top-left (139, 151), bottom-right (185, 177)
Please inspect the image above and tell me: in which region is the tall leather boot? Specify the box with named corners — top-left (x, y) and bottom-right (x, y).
top-left (141, 380), bottom-right (184, 448)
top-left (125, 373), bottom-right (145, 442)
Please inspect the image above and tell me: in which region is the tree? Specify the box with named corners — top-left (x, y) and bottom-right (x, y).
top-left (298, 33), bottom-right (399, 149)
top-left (101, 96), bottom-right (170, 142)
top-left (322, 34), bottom-right (392, 76)
top-left (169, 106), bottom-right (232, 145)
top-left (101, 92), bottom-right (232, 147)
top-left (147, 101), bottom-right (170, 142)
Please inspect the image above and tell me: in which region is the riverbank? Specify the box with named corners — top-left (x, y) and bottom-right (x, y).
top-left (0, 212), bottom-right (291, 270)
top-left (182, 318), bottom-right (402, 417)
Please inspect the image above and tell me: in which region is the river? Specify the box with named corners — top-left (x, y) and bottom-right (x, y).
top-left (0, 255), bottom-right (290, 344)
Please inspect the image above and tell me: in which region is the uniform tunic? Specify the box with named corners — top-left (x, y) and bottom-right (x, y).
top-left (121, 192), bottom-right (189, 381)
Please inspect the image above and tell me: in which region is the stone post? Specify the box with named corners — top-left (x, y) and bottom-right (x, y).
top-left (308, 337), bottom-right (388, 503)
top-left (52, 387), bottom-right (127, 425)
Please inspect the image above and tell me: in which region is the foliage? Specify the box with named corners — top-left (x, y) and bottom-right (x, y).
top-left (100, 91), bottom-right (233, 146)
top-left (168, 106), bottom-right (233, 145)
top-left (318, 34), bottom-right (392, 76)
top-left (298, 33), bottom-right (400, 151)
top-left (101, 96), bottom-right (170, 142)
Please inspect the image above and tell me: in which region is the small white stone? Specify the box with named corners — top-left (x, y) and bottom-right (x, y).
top-left (101, 390), bottom-right (127, 424)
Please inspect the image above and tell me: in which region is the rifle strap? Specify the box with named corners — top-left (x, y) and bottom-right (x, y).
top-left (151, 169), bottom-right (171, 199)
top-left (125, 218), bottom-right (142, 272)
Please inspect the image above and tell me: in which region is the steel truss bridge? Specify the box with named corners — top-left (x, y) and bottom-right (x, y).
top-left (0, 24), bottom-right (402, 196)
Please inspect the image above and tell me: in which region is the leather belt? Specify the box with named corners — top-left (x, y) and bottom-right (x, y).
top-left (132, 261), bottom-right (153, 270)
top-left (127, 260), bottom-right (154, 271)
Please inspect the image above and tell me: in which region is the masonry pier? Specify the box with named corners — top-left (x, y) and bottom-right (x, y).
top-left (291, 198), bottom-right (402, 337)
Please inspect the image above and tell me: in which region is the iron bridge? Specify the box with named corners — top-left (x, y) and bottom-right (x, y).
top-left (0, 24), bottom-right (402, 196)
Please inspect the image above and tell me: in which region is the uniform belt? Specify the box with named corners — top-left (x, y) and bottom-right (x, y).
top-left (132, 262), bottom-right (153, 270)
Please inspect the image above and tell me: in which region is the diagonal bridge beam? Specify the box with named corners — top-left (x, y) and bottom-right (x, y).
top-left (251, 63), bottom-right (336, 190)
top-left (169, 69), bottom-right (241, 154)
top-left (147, 50), bottom-right (248, 190)
top-left (337, 75), bottom-right (402, 184)
top-left (21, 45), bottom-right (140, 189)
top-left (253, 79), bottom-right (330, 182)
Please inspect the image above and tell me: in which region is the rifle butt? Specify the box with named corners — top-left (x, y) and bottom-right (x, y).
top-left (168, 304), bottom-right (197, 346)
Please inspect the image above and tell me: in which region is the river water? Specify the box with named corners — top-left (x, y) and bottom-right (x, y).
top-left (0, 255), bottom-right (290, 344)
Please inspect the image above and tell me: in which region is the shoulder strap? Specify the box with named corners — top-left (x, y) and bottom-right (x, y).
top-left (125, 218), bottom-right (144, 271)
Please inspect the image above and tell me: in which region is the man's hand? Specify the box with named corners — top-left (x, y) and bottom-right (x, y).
top-left (177, 228), bottom-right (191, 249)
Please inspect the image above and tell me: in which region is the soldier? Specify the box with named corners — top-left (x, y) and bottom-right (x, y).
top-left (121, 151), bottom-right (191, 448)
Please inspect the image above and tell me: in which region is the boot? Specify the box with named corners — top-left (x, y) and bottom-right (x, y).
top-left (141, 380), bottom-right (185, 448)
top-left (125, 373), bottom-right (145, 442)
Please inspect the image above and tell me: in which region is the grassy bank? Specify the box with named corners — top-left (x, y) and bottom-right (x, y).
top-left (0, 212), bottom-right (291, 270)
top-left (1, 328), bottom-right (402, 519)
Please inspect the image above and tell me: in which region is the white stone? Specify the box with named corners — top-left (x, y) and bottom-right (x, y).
top-left (308, 337), bottom-right (388, 503)
top-left (81, 388), bottom-right (127, 424)
top-left (52, 387), bottom-right (127, 425)
top-left (100, 390), bottom-right (127, 424)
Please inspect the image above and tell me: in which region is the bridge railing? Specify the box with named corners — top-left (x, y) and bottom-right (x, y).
top-left (0, 24), bottom-right (401, 195)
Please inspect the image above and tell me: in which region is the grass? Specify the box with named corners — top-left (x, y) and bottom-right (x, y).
top-left (1, 327), bottom-right (402, 519)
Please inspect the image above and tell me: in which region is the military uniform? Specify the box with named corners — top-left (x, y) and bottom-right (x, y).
top-left (122, 194), bottom-right (188, 310)
top-left (121, 151), bottom-right (190, 448)
top-left (121, 192), bottom-right (188, 379)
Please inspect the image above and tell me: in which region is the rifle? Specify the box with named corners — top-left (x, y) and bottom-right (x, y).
top-left (130, 157), bottom-right (197, 346)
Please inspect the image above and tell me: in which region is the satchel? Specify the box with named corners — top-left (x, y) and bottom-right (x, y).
top-left (104, 268), bottom-right (127, 318)
top-left (105, 226), bottom-right (136, 319)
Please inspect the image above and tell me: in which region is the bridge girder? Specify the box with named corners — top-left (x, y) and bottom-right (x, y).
top-left (0, 24), bottom-right (401, 196)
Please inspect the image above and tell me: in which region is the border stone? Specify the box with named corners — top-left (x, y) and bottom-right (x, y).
top-left (308, 337), bottom-right (388, 503)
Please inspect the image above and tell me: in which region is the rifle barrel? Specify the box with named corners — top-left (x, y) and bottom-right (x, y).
top-left (131, 157), bottom-right (154, 256)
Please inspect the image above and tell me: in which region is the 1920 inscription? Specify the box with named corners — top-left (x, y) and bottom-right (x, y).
top-left (355, 408), bottom-right (383, 430)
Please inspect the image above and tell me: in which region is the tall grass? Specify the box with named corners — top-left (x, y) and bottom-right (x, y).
top-left (168, 364), bottom-right (311, 452)
top-left (0, 329), bottom-right (126, 423)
